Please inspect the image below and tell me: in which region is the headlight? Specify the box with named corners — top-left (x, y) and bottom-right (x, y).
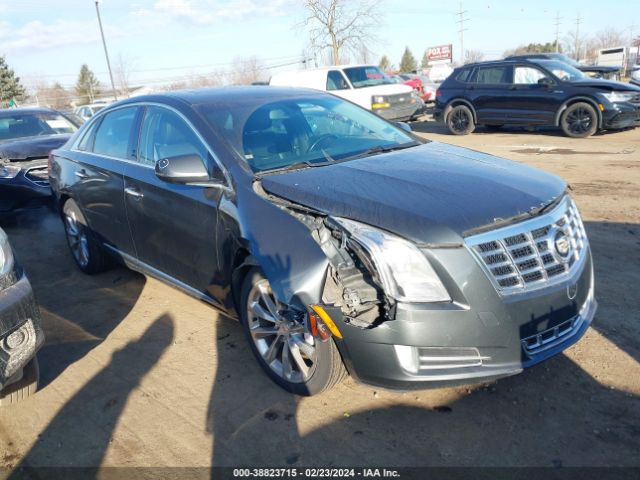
top-left (334, 218), bottom-right (451, 303)
top-left (0, 164), bottom-right (20, 179)
top-left (0, 229), bottom-right (15, 278)
top-left (601, 91), bottom-right (636, 103)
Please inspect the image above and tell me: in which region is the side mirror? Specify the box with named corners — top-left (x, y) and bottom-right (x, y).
top-left (396, 121), bottom-right (412, 133)
top-left (538, 77), bottom-right (554, 87)
top-left (155, 153), bottom-right (211, 184)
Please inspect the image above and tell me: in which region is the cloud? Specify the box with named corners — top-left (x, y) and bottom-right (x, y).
top-left (0, 19), bottom-right (125, 55)
top-left (132, 0), bottom-right (295, 27)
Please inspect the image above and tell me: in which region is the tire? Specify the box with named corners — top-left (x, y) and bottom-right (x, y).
top-left (446, 104), bottom-right (475, 135)
top-left (0, 357), bottom-right (39, 406)
top-left (62, 198), bottom-right (110, 274)
top-left (239, 268), bottom-right (347, 396)
top-left (561, 102), bottom-right (598, 138)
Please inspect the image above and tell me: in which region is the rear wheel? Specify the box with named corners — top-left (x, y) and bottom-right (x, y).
top-left (0, 357), bottom-right (39, 406)
top-left (447, 105), bottom-right (475, 135)
top-left (561, 102), bottom-right (598, 138)
top-left (239, 268), bottom-right (347, 396)
top-left (62, 199), bottom-right (109, 274)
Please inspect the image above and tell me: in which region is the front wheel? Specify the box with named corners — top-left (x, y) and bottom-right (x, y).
top-left (239, 269), bottom-right (347, 396)
top-left (446, 105), bottom-right (475, 135)
top-left (561, 102), bottom-right (598, 138)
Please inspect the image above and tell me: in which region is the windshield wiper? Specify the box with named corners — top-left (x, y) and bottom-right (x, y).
top-left (340, 141), bottom-right (420, 161)
top-left (256, 159), bottom-right (334, 177)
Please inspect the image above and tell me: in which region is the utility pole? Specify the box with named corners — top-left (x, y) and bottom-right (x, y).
top-left (574, 14), bottom-right (583, 61)
top-left (554, 12), bottom-right (562, 53)
top-left (94, 1), bottom-right (118, 101)
top-left (456, 2), bottom-right (469, 64)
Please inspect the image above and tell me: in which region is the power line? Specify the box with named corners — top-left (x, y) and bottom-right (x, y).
top-left (554, 12), bottom-right (563, 53)
top-left (456, 2), bottom-right (469, 64)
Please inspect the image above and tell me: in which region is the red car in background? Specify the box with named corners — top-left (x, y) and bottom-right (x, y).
top-left (399, 74), bottom-right (438, 103)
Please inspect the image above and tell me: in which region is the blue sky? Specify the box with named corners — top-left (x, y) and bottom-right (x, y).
top-left (0, 0), bottom-right (637, 90)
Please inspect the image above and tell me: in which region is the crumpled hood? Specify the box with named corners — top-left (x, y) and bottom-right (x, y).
top-left (0, 134), bottom-right (71, 161)
top-left (261, 142), bottom-right (567, 244)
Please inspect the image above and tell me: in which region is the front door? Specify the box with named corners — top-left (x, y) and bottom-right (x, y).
top-left (123, 105), bottom-right (224, 296)
top-left (507, 65), bottom-right (560, 125)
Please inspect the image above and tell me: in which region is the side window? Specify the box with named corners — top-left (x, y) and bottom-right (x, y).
top-left (326, 71), bottom-right (350, 91)
top-left (474, 66), bottom-right (510, 84)
top-left (138, 106), bottom-right (208, 167)
top-left (514, 66), bottom-right (547, 84)
top-left (456, 68), bottom-right (472, 82)
top-left (76, 120), bottom-right (99, 151)
top-left (92, 107), bottom-right (137, 159)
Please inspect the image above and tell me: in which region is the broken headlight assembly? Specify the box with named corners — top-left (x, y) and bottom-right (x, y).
top-left (334, 218), bottom-right (451, 304)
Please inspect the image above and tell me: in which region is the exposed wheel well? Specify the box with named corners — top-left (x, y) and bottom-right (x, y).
top-left (555, 97), bottom-right (602, 128)
top-left (444, 99), bottom-right (477, 123)
top-left (230, 248), bottom-right (257, 317)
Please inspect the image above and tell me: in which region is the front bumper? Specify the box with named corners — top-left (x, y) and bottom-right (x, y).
top-left (0, 162), bottom-right (51, 213)
top-left (330, 248), bottom-right (596, 390)
top-left (374, 101), bottom-right (419, 122)
top-left (602, 102), bottom-right (640, 130)
top-left (0, 270), bottom-right (44, 391)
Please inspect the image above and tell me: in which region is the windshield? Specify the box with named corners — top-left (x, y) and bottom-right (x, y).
top-left (343, 66), bottom-right (395, 89)
top-left (0, 112), bottom-right (78, 141)
top-left (535, 60), bottom-right (586, 81)
top-left (199, 95), bottom-right (417, 173)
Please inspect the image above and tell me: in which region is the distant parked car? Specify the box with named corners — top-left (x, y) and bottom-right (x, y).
top-left (0, 108), bottom-right (81, 213)
top-left (434, 58), bottom-right (640, 137)
top-left (0, 227), bottom-right (44, 405)
top-left (270, 65), bottom-right (419, 121)
top-left (75, 101), bottom-right (108, 121)
top-left (506, 53), bottom-right (621, 80)
top-left (400, 74), bottom-right (438, 103)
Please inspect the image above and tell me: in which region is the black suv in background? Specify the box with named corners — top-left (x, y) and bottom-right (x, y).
top-left (434, 59), bottom-right (640, 137)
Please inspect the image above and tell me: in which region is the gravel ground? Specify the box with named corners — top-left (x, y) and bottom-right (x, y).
top-left (0, 119), bottom-right (638, 470)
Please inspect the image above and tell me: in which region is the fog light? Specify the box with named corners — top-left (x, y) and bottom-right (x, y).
top-left (5, 328), bottom-right (27, 350)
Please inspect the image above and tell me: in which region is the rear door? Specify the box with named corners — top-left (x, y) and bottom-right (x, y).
top-left (69, 106), bottom-right (140, 255)
top-left (466, 65), bottom-right (513, 124)
top-left (123, 105), bottom-right (225, 295)
top-left (507, 64), bottom-right (559, 124)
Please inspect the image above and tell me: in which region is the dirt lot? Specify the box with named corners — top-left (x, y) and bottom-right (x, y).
top-left (1, 120), bottom-right (639, 470)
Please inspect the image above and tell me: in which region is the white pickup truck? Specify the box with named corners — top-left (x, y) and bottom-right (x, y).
top-left (270, 65), bottom-right (419, 121)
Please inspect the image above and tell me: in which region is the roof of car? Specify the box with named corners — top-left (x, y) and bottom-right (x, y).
top-left (0, 107), bottom-right (58, 117)
top-left (117, 85), bottom-right (327, 107)
top-left (460, 58), bottom-right (558, 68)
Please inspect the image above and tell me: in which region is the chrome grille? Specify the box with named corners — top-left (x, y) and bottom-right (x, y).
top-left (466, 196), bottom-right (588, 295)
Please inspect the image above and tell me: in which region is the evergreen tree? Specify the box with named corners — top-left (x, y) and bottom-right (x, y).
top-left (420, 51), bottom-right (430, 69)
top-left (75, 64), bottom-right (101, 105)
top-left (378, 55), bottom-right (391, 72)
top-left (0, 56), bottom-right (27, 106)
top-left (399, 47), bottom-right (417, 73)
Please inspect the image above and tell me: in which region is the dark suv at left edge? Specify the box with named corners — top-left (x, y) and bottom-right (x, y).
top-left (0, 226), bottom-right (44, 405)
top-left (434, 58), bottom-right (640, 137)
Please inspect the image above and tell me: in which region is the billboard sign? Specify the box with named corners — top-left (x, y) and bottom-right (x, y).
top-left (427, 44), bottom-right (453, 63)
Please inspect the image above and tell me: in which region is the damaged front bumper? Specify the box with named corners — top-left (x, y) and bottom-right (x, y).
top-left (322, 249), bottom-right (595, 390)
top-left (0, 270), bottom-right (44, 392)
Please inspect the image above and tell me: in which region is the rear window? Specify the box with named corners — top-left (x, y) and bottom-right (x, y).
top-left (456, 69), bottom-right (472, 82)
top-left (473, 66), bottom-right (510, 84)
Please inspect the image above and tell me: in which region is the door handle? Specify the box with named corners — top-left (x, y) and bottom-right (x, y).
top-left (124, 187), bottom-right (144, 200)
top-left (74, 170), bottom-right (89, 179)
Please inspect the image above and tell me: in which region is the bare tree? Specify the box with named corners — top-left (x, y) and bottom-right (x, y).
top-left (114, 53), bottom-right (137, 98)
top-left (464, 49), bottom-right (484, 64)
top-left (229, 56), bottom-right (269, 85)
top-left (301, 0), bottom-right (381, 65)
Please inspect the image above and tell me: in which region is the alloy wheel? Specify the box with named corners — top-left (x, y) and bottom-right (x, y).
top-left (566, 107), bottom-right (593, 135)
top-left (451, 109), bottom-right (470, 132)
top-left (64, 211), bottom-right (90, 268)
top-left (246, 279), bottom-right (317, 383)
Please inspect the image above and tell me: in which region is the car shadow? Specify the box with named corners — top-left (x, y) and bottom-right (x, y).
top-left (9, 314), bottom-right (174, 471)
top-left (1, 208), bottom-right (145, 390)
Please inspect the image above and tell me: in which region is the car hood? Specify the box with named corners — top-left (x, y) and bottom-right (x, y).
top-left (260, 142), bottom-right (567, 244)
top-left (0, 134), bottom-right (71, 161)
top-left (568, 78), bottom-right (640, 91)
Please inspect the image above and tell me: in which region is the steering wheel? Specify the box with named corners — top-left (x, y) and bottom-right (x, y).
top-left (307, 134), bottom-right (338, 153)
